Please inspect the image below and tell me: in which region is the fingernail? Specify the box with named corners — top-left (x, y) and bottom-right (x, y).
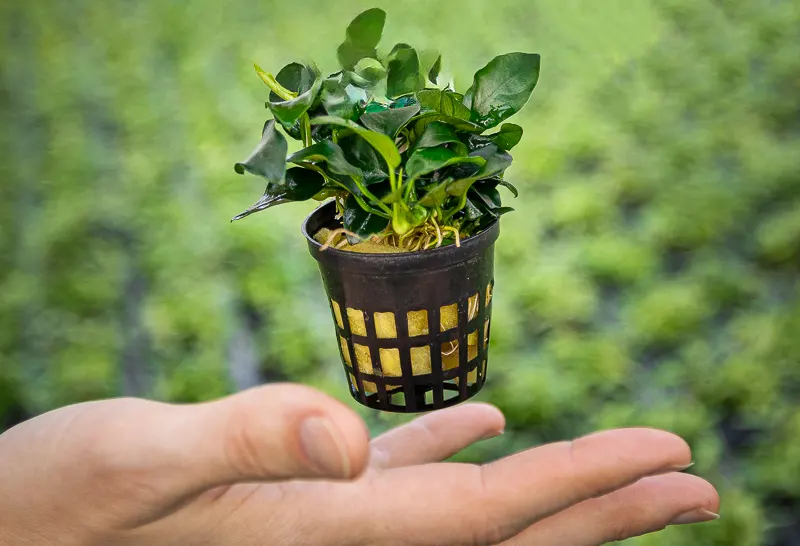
top-left (670, 509), bottom-right (720, 525)
top-left (482, 429), bottom-right (505, 440)
top-left (673, 462), bottom-right (695, 472)
top-left (299, 417), bottom-right (351, 478)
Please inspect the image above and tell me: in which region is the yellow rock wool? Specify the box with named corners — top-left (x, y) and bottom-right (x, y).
top-left (407, 310), bottom-right (429, 336)
top-left (347, 308), bottom-right (367, 336)
top-left (374, 312), bottom-right (397, 338)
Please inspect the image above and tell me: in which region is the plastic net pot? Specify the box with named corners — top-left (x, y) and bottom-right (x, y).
top-left (302, 201), bottom-right (499, 413)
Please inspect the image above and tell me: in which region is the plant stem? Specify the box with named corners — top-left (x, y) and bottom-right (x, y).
top-left (301, 114), bottom-right (312, 147)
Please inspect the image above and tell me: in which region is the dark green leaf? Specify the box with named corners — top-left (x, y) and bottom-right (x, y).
top-left (343, 193), bottom-right (390, 238)
top-left (288, 140), bottom-right (364, 184)
top-left (496, 178), bottom-right (519, 197)
top-left (232, 168), bottom-right (325, 221)
top-left (267, 64), bottom-right (323, 126)
top-left (269, 63), bottom-right (316, 100)
top-left (386, 44), bottom-right (421, 98)
top-left (464, 197), bottom-right (483, 221)
top-left (463, 52), bottom-right (540, 128)
top-left (311, 115), bottom-right (401, 170)
top-left (360, 103), bottom-right (420, 137)
top-left (428, 55), bottom-right (442, 85)
top-left (320, 79), bottom-right (357, 119)
top-left (405, 147), bottom-right (486, 182)
top-left (234, 120), bottom-right (287, 182)
top-left (488, 123), bottom-right (523, 150)
top-left (446, 146), bottom-right (513, 197)
top-left (338, 134), bottom-right (387, 184)
top-left (416, 89), bottom-right (471, 120)
top-left (413, 121), bottom-right (463, 151)
top-left (337, 8), bottom-right (386, 70)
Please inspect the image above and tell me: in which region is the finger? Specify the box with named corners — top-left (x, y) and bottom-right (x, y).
top-left (504, 472), bottom-right (720, 545)
top-left (370, 403), bottom-right (505, 469)
top-left (50, 385), bottom-right (371, 506)
top-left (354, 428), bottom-right (692, 545)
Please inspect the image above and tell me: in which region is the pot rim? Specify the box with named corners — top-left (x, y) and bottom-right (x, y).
top-left (301, 200), bottom-right (500, 274)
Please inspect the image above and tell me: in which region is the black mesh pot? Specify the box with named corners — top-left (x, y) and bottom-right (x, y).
top-left (302, 201), bottom-right (499, 413)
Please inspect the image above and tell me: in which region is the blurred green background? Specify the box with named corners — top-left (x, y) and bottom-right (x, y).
top-left (1, 0), bottom-right (799, 544)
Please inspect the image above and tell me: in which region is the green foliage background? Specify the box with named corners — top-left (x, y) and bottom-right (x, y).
top-left (1, 0), bottom-right (799, 544)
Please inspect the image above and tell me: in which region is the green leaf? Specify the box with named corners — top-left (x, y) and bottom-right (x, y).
top-left (320, 79), bottom-right (357, 119)
top-left (288, 140), bottom-right (364, 185)
top-left (428, 55), bottom-right (442, 85)
top-left (445, 145), bottom-right (513, 197)
top-left (351, 57), bottom-right (386, 87)
top-left (405, 147), bottom-right (486, 182)
top-left (343, 193), bottom-right (390, 238)
top-left (360, 103), bottom-right (420, 137)
top-left (311, 115), bottom-right (401, 170)
top-left (267, 63), bottom-right (323, 126)
top-left (232, 168), bottom-right (325, 221)
top-left (463, 52), bottom-right (541, 128)
top-left (337, 8), bottom-right (386, 70)
top-left (386, 44), bottom-right (421, 99)
top-left (418, 179), bottom-right (453, 207)
top-left (413, 120), bottom-right (463, 152)
top-left (416, 89), bottom-right (471, 120)
top-left (495, 178), bottom-right (519, 197)
top-left (488, 123), bottom-right (523, 151)
top-left (234, 120), bottom-right (288, 182)
top-left (410, 112), bottom-right (484, 137)
top-left (338, 134), bottom-right (387, 184)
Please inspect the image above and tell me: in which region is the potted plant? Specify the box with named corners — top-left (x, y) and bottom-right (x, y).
top-left (233, 7), bottom-right (540, 412)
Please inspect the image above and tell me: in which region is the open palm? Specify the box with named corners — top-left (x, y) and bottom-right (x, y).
top-left (0, 384), bottom-right (719, 545)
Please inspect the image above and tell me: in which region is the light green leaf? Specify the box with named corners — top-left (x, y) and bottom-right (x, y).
top-left (337, 8), bottom-right (386, 70)
top-left (416, 89), bottom-right (471, 120)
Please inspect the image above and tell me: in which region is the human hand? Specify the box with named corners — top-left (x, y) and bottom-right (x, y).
top-left (0, 384), bottom-right (718, 545)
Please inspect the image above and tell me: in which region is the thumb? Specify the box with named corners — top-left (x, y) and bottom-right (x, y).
top-left (69, 384), bottom-right (370, 498)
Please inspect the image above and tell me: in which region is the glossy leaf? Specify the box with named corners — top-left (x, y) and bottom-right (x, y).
top-left (288, 140), bottom-right (364, 185)
top-left (360, 103), bottom-right (420, 137)
top-left (416, 89), bottom-right (471, 120)
top-left (405, 147), bottom-right (485, 182)
top-left (337, 8), bottom-right (386, 70)
top-left (338, 134), bottom-right (387, 184)
top-left (320, 79), bottom-right (357, 120)
top-left (232, 168), bottom-right (325, 221)
top-left (463, 52), bottom-right (540, 128)
top-left (418, 178), bottom-right (453, 207)
top-left (351, 57), bottom-right (386, 87)
top-left (488, 123), bottom-right (523, 150)
top-left (343, 193), bottom-right (390, 238)
top-left (428, 55), bottom-right (442, 85)
top-left (413, 120), bottom-right (463, 151)
top-left (234, 120), bottom-right (288, 183)
top-left (386, 44), bottom-right (421, 98)
top-left (311, 115), bottom-right (401, 170)
top-left (446, 146), bottom-right (513, 197)
top-left (266, 63), bottom-right (323, 127)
